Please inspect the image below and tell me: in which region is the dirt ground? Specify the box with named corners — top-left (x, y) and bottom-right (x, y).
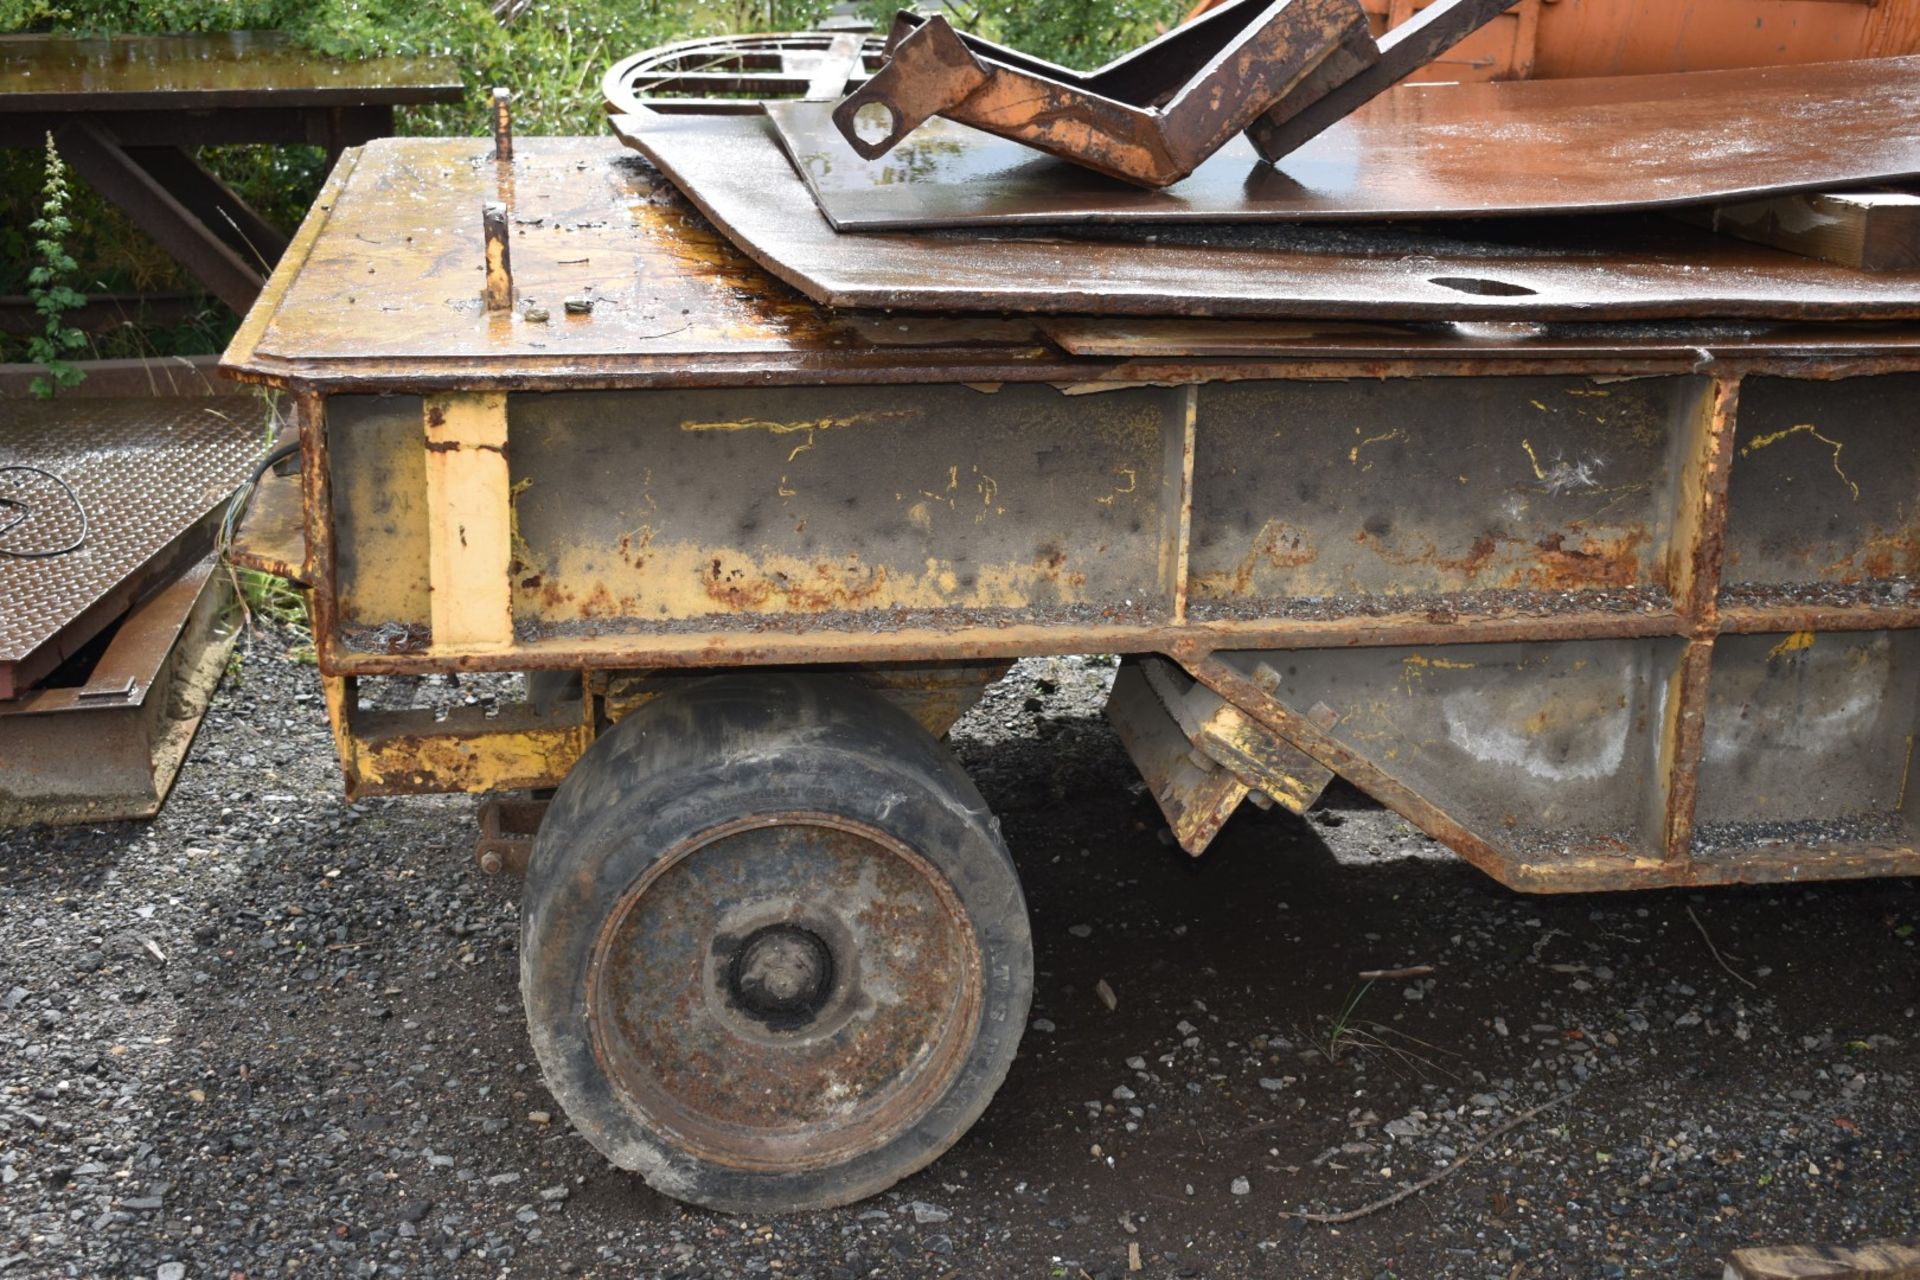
top-left (2, 630), bottom-right (1916, 1280)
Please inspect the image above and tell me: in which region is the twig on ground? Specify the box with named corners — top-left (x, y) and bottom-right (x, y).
top-left (1357, 964), bottom-right (1435, 981)
top-left (1686, 904), bottom-right (1759, 990)
top-left (1279, 1092), bottom-right (1576, 1225)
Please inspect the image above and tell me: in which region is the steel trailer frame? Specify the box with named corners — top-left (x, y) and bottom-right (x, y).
top-left (225, 136), bottom-right (1920, 898)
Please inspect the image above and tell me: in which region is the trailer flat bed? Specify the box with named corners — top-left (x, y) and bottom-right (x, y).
top-left (224, 131), bottom-right (1920, 1213)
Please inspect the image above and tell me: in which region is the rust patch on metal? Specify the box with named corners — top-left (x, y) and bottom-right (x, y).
top-left (1522, 529), bottom-right (1649, 590)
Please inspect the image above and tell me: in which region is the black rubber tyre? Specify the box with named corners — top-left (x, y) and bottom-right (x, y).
top-left (520, 673), bottom-right (1032, 1214)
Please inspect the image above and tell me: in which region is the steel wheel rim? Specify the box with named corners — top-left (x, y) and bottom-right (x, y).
top-left (585, 811), bottom-right (984, 1172)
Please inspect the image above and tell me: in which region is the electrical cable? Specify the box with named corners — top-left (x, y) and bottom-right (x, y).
top-left (0, 464), bottom-right (88, 559)
top-left (220, 440), bottom-right (300, 554)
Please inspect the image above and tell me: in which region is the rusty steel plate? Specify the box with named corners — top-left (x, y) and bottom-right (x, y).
top-left (765, 54), bottom-right (1920, 230)
top-left (225, 134), bottom-right (1920, 391)
top-left (0, 396), bottom-right (264, 699)
top-left (587, 814), bottom-right (981, 1170)
top-left (617, 111), bottom-right (1920, 323)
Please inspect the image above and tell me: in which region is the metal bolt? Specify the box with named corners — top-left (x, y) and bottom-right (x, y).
top-left (492, 87), bottom-right (513, 162)
top-left (478, 849), bottom-right (504, 875)
top-left (483, 201), bottom-right (512, 311)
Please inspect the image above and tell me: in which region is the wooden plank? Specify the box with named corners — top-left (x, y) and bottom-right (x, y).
top-left (1724, 1237), bottom-right (1920, 1280)
top-left (1689, 190), bottom-right (1920, 272)
top-left (422, 392), bottom-right (513, 650)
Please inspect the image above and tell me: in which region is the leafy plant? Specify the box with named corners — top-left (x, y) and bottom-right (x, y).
top-left (25, 132), bottom-right (86, 399)
top-left (859, 0), bottom-right (1190, 69)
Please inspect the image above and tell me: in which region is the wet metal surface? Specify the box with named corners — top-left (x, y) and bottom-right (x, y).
top-left (623, 113), bottom-right (1920, 323)
top-left (225, 133), bottom-right (1920, 390)
top-left (0, 396), bottom-right (263, 700)
top-left (828, 0), bottom-right (1377, 188)
top-left (0, 31), bottom-right (462, 110)
top-left (769, 55), bottom-right (1920, 230)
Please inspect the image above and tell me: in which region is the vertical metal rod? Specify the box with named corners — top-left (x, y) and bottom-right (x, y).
top-left (492, 87), bottom-right (514, 162)
top-left (483, 200), bottom-right (513, 311)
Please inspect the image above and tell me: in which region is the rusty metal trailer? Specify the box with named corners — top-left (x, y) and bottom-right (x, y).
top-left (220, 81), bottom-right (1920, 1211)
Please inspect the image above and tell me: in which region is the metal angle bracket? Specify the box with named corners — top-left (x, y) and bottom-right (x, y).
top-left (832, 0), bottom-right (1378, 188)
top-left (830, 0), bottom-right (1522, 187)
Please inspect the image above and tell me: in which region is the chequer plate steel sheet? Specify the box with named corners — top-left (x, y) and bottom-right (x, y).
top-left (765, 55), bottom-right (1920, 230)
top-left (615, 111), bottom-right (1920, 323)
top-left (0, 396), bottom-right (262, 692)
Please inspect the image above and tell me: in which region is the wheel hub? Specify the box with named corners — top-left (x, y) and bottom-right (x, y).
top-left (730, 923), bottom-right (835, 1025)
top-left (585, 813), bottom-right (983, 1172)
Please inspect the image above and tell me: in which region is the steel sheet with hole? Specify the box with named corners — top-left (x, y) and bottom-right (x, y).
top-left (617, 112), bottom-right (1920, 323)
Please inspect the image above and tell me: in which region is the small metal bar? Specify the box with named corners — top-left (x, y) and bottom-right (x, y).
top-left (1668, 377), bottom-right (1741, 632)
top-left (492, 87), bottom-right (513, 161)
top-left (1717, 604), bottom-right (1920, 633)
top-left (1657, 638), bottom-right (1716, 862)
top-left (482, 201), bottom-right (513, 311)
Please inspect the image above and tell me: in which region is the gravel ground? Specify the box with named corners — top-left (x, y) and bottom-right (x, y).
top-left (2, 628), bottom-right (1916, 1279)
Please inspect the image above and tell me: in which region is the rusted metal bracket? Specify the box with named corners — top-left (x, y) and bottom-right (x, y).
top-left (1107, 655), bottom-right (1340, 854)
top-left (1246, 0), bottom-right (1523, 161)
top-left (832, 0), bottom-right (1521, 187)
top-left (474, 796), bottom-right (547, 876)
top-left (833, 0), bottom-right (1377, 188)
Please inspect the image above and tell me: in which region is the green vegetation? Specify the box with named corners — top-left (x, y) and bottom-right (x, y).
top-left (0, 0), bottom-right (1165, 363)
top-left (865, 0), bottom-right (1190, 71)
top-left (23, 132), bottom-right (85, 396)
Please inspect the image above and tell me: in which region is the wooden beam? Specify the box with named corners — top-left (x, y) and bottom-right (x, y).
top-left (423, 393), bottom-right (514, 650)
top-left (1724, 1237), bottom-right (1920, 1280)
top-left (1689, 190), bottom-right (1920, 273)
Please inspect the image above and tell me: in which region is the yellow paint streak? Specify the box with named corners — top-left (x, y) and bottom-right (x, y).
top-left (1899, 734), bottom-right (1915, 811)
top-left (1768, 631), bottom-right (1815, 660)
top-left (1348, 427), bottom-right (1406, 471)
top-left (1404, 653), bottom-right (1476, 671)
top-left (1520, 438), bottom-right (1547, 480)
top-left (680, 411), bottom-right (914, 435)
top-left (1095, 467), bottom-right (1139, 507)
top-left (1741, 423), bottom-right (1860, 502)
top-left (1401, 652), bottom-right (1475, 695)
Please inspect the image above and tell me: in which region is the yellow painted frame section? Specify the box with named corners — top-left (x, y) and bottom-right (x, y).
top-left (424, 392), bottom-right (513, 649)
